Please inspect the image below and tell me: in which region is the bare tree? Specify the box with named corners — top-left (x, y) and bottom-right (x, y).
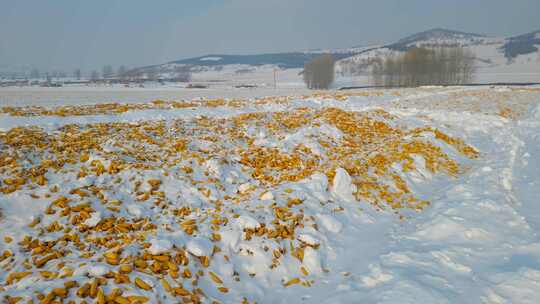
top-left (371, 58), bottom-right (384, 86)
top-left (90, 70), bottom-right (100, 81)
top-left (30, 68), bottom-right (40, 79)
top-left (73, 69), bottom-right (82, 80)
top-left (117, 65), bottom-right (127, 79)
top-left (146, 69), bottom-right (159, 81)
top-left (303, 54), bottom-right (335, 90)
top-left (102, 65), bottom-right (114, 79)
top-left (173, 65), bottom-right (191, 82)
top-left (373, 47), bottom-right (475, 87)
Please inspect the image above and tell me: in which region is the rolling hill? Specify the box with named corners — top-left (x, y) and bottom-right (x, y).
top-left (132, 28), bottom-right (540, 86)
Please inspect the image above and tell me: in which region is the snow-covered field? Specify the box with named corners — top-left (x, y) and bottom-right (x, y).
top-left (0, 86), bottom-right (310, 107)
top-left (1, 86), bottom-right (540, 303)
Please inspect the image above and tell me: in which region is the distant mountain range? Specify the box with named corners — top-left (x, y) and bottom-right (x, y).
top-left (386, 28), bottom-right (492, 51)
top-left (3, 28), bottom-right (538, 81)
top-left (128, 28), bottom-right (539, 81)
top-left (168, 53), bottom-right (358, 69)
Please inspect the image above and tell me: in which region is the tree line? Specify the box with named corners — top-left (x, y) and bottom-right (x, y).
top-left (372, 47), bottom-right (476, 87)
top-left (303, 54), bottom-right (335, 89)
top-left (26, 65), bottom-right (192, 83)
top-left (301, 47), bottom-right (475, 90)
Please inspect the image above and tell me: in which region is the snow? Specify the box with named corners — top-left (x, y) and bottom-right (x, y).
top-left (126, 203), bottom-right (143, 217)
top-left (260, 191), bottom-right (274, 201)
top-left (237, 182), bottom-right (254, 194)
top-left (2, 86), bottom-right (540, 303)
top-left (204, 158), bottom-right (223, 178)
top-left (74, 265), bottom-right (110, 277)
top-left (83, 211), bottom-right (101, 227)
top-left (87, 266), bottom-right (109, 277)
top-left (360, 265), bottom-right (394, 288)
top-left (235, 215), bottom-right (261, 230)
top-left (148, 239), bottom-right (173, 255)
top-left (336, 37), bottom-right (540, 85)
top-left (186, 238), bottom-right (213, 257)
top-left (0, 86), bottom-right (311, 107)
top-left (331, 168), bottom-right (356, 203)
top-left (317, 213), bottom-right (343, 233)
top-left (298, 234), bottom-right (320, 246)
top-left (200, 56), bottom-right (223, 61)
top-left (303, 247), bottom-right (323, 274)
top-left (482, 269), bottom-right (540, 304)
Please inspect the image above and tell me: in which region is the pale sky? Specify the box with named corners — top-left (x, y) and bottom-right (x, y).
top-left (1, 0), bottom-right (539, 72)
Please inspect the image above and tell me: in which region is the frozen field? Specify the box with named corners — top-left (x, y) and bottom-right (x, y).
top-left (0, 86), bottom-right (311, 107)
top-left (1, 86), bottom-right (540, 303)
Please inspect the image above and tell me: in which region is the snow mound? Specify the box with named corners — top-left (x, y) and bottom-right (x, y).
top-left (331, 168), bottom-right (356, 202)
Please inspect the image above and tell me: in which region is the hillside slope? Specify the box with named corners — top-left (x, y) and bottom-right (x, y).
top-left (131, 28), bottom-right (540, 86)
top-left (337, 29), bottom-right (540, 85)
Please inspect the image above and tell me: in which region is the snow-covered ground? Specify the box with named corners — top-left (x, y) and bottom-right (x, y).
top-left (1, 86), bottom-right (540, 303)
top-left (0, 85), bottom-right (310, 107)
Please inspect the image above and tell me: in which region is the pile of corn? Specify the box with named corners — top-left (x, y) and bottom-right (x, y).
top-left (0, 90), bottom-right (394, 117)
top-left (0, 106), bottom-right (478, 303)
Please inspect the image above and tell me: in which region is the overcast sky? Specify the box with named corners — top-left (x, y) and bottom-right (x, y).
top-left (1, 0), bottom-right (539, 72)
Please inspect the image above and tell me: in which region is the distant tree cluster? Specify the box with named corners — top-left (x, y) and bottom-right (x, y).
top-left (90, 70), bottom-right (100, 81)
top-left (303, 54), bottom-right (335, 89)
top-left (102, 65), bottom-right (114, 79)
top-left (30, 68), bottom-right (40, 79)
top-left (73, 68), bottom-right (82, 80)
top-left (117, 65), bottom-right (128, 79)
top-left (173, 65), bottom-right (192, 82)
top-left (338, 57), bottom-right (380, 76)
top-left (372, 47), bottom-right (476, 87)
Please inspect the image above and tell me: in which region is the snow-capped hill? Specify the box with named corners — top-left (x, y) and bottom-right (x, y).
top-left (125, 27), bottom-right (540, 86)
top-left (167, 52), bottom-right (359, 69)
top-left (388, 28), bottom-right (499, 50)
top-left (336, 28), bottom-right (540, 84)
top-left (130, 51), bottom-right (363, 86)
top-left (199, 56), bottom-right (224, 62)
top-left (302, 45), bottom-right (382, 55)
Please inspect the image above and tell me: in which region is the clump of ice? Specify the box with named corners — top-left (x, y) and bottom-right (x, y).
top-left (83, 212), bottom-right (102, 227)
top-left (360, 265), bottom-right (394, 287)
top-left (74, 265), bottom-right (109, 277)
top-left (216, 262), bottom-right (235, 277)
top-left (298, 234), bottom-right (320, 246)
top-left (302, 173), bottom-right (330, 202)
top-left (88, 265), bottom-right (109, 277)
top-left (303, 247), bottom-right (322, 274)
top-left (317, 213), bottom-right (343, 233)
top-left (236, 215), bottom-right (261, 230)
top-left (331, 168), bottom-right (356, 202)
top-left (186, 239), bottom-right (213, 257)
top-left (260, 191), bottom-right (274, 201)
top-left (220, 230), bottom-right (241, 250)
top-left (238, 183), bottom-right (254, 194)
top-left (533, 103), bottom-right (540, 119)
top-left (148, 239), bottom-right (173, 255)
top-left (127, 204), bottom-right (143, 217)
top-left (204, 159), bottom-right (222, 178)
